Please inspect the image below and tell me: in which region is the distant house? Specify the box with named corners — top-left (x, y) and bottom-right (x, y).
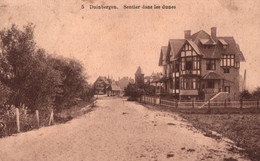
top-left (135, 66), bottom-right (144, 87)
top-left (144, 72), bottom-right (164, 86)
top-left (158, 27), bottom-right (245, 101)
top-left (93, 76), bottom-right (110, 95)
top-left (117, 77), bottom-right (134, 91)
top-left (107, 83), bottom-right (122, 96)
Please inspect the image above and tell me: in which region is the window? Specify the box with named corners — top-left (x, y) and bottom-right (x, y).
top-left (181, 77), bottom-right (198, 90)
top-left (176, 62), bottom-right (179, 72)
top-left (181, 51), bottom-right (185, 57)
top-left (186, 51), bottom-right (191, 56)
top-left (206, 60), bottom-right (216, 70)
top-left (223, 68), bottom-right (230, 73)
top-left (181, 57), bottom-right (200, 71)
top-left (221, 55), bottom-right (235, 67)
top-left (185, 57), bottom-right (193, 70)
top-left (193, 57), bottom-right (200, 70)
top-left (181, 58), bottom-right (185, 70)
top-left (176, 78), bottom-right (180, 89)
top-left (192, 78), bottom-right (197, 89)
top-left (224, 86), bottom-right (230, 93)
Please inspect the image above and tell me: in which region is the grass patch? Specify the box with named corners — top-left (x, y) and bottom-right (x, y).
top-left (180, 113), bottom-right (260, 161)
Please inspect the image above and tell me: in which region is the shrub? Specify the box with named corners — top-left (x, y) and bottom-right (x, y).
top-left (124, 83), bottom-right (155, 101)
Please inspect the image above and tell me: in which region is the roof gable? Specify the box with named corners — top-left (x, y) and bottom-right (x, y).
top-left (159, 46), bottom-right (168, 66)
top-left (175, 40), bottom-right (202, 58)
top-left (191, 30), bottom-right (211, 45)
top-left (95, 76), bottom-right (109, 85)
top-left (169, 39), bottom-right (185, 57)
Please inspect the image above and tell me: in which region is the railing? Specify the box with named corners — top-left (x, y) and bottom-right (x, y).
top-left (139, 95), bottom-right (260, 109)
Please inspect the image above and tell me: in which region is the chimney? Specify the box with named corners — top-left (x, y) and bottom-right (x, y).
top-left (184, 30), bottom-right (191, 39)
top-left (211, 27), bottom-right (217, 39)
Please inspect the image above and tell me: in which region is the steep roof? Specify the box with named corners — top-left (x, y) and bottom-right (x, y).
top-left (135, 66), bottom-right (143, 74)
top-left (95, 76), bottom-right (110, 85)
top-left (162, 29), bottom-right (245, 61)
top-left (169, 39), bottom-right (185, 60)
top-left (191, 30), bottom-right (213, 45)
top-left (159, 46), bottom-right (168, 66)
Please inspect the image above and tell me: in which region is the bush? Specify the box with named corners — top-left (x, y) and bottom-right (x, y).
top-left (0, 82), bottom-right (11, 105)
top-left (124, 84), bottom-right (144, 101)
top-left (124, 83), bottom-right (155, 101)
top-left (0, 105), bottom-right (38, 137)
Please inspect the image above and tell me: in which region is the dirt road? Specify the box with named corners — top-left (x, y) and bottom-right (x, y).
top-left (0, 96), bottom-right (248, 161)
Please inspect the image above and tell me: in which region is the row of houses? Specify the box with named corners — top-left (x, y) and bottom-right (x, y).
top-left (93, 76), bottom-right (134, 96)
top-left (156, 27), bottom-right (245, 101)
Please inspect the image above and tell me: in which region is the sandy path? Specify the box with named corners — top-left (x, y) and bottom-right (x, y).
top-left (0, 96), bottom-right (248, 161)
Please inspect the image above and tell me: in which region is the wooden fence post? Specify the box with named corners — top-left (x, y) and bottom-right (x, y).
top-left (48, 109), bottom-right (54, 126)
top-left (192, 100), bottom-right (194, 108)
top-left (36, 110), bottom-right (40, 128)
top-left (16, 108), bottom-right (20, 133)
top-left (224, 100), bottom-right (227, 108)
top-left (257, 99), bottom-right (259, 108)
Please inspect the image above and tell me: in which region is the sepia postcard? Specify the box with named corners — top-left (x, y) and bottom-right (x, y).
top-left (0, 0), bottom-right (259, 161)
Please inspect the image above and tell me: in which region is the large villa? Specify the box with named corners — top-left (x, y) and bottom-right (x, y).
top-left (157, 27), bottom-right (245, 101)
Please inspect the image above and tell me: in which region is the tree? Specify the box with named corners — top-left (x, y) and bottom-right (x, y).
top-left (0, 23), bottom-right (93, 111)
top-left (0, 24), bottom-right (36, 107)
top-left (0, 24), bottom-right (63, 110)
top-left (240, 90), bottom-right (252, 100)
top-left (23, 49), bottom-right (62, 111)
top-left (252, 87), bottom-right (260, 99)
top-left (47, 56), bottom-right (88, 109)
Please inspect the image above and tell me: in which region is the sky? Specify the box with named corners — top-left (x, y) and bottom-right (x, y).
top-left (0, 0), bottom-right (259, 91)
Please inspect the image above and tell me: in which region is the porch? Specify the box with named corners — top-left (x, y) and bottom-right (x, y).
top-left (201, 71), bottom-right (224, 100)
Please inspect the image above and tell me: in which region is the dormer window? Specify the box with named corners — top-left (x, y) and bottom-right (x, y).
top-left (200, 39), bottom-right (216, 49)
top-left (219, 39), bottom-right (228, 49)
